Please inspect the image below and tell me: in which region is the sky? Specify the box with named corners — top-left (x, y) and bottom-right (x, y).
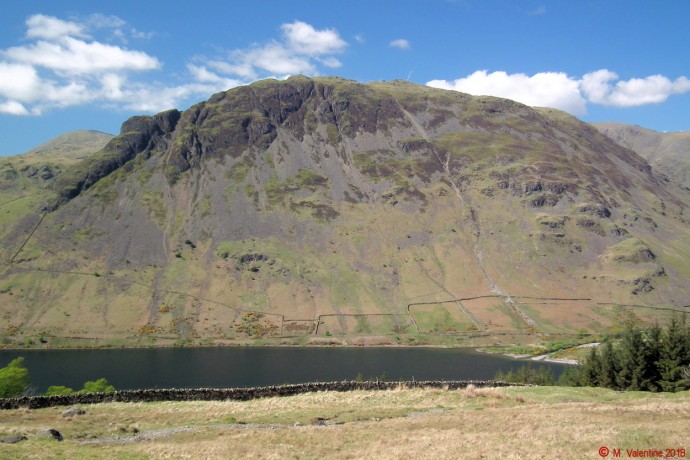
top-left (1, 0), bottom-right (689, 156)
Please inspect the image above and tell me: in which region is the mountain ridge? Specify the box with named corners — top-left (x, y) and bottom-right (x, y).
top-left (1, 76), bottom-right (688, 348)
top-left (20, 130), bottom-right (113, 157)
top-left (593, 121), bottom-right (690, 189)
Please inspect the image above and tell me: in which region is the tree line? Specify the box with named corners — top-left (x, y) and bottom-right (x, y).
top-left (497, 315), bottom-right (690, 392)
top-left (0, 357), bottom-right (115, 397)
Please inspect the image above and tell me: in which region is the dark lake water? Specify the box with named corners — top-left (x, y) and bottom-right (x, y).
top-left (0, 347), bottom-right (566, 393)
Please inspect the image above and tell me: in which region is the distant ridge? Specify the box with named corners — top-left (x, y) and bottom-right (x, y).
top-left (20, 130), bottom-right (114, 164)
top-left (593, 122), bottom-right (690, 189)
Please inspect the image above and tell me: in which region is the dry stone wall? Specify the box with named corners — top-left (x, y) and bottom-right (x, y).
top-left (0, 380), bottom-right (519, 410)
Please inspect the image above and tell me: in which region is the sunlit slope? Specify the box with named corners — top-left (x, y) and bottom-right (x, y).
top-left (0, 130), bottom-right (113, 264)
top-left (1, 77), bottom-right (688, 346)
top-left (594, 122), bottom-right (690, 189)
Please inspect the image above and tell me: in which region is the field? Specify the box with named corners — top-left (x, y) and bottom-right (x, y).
top-left (1, 386), bottom-right (688, 459)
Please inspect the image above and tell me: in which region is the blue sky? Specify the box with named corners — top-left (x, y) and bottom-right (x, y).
top-left (1, 0), bottom-right (689, 155)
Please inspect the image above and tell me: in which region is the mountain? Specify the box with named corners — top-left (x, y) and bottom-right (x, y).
top-left (0, 130), bottom-right (113, 268)
top-left (593, 122), bottom-right (690, 189)
top-left (20, 130), bottom-right (114, 163)
top-left (0, 129), bottom-right (112, 204)
top-left (1, 76), bottom-right (689, 348)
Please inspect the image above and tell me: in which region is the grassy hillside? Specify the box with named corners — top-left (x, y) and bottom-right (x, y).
top-left (1, 77), bottom-right (689, 349)
top-left (1, 386), bottom-right (688, 459)
top-left (0, 130), bottom-right (112, 236)
top-left (18, 131), bottom-right (114, 165)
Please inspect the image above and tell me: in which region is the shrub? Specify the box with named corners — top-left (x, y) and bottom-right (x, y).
top-left (0, 357), bottom-right (30, 398)
top-left (45, 385), bottom-right (74, 396)
top-left (495, 365), bottom-right (555, 386)
top-left (79, 378), bottom-right (116, 394)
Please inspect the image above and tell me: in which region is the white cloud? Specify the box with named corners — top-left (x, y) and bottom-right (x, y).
top-left (25, 14), bottom-right (86, 40)
top-left (0, 14), bottom-right (216, 116)
top-left (0, 14), bottom-right (348, 115)
top-left (318, 56), bottom-right (342, 68)
top-left (0, 62), bottom-right (43, 102)
top-left (428, 70), bottom-right (586, 114)
top-left (0, 15), bottom-right (347, 116)
top-left (43, 81), bottom-right (94, 108)
top-left (115, 81), bottom-right (241, 113)
top-left (84, 13), bottom-right (126, 30)
top-left (578, 69), bottom-right (616, 106)
top-left (0, 60), bottom-right (97, 114)
top-left (187, 64), bottom-right (243, 88)
top-left (5, 37), bottom-right (160, 75)
top-left (581, 70), bottom-right (690, 107)
top-left (207, 59), bottom-right (255, 80)
top-left (82, 14), bottom-right (155, 44)
top-left (130, 28), bottom-right (156, 40)
top-left (4, 15), bottom-right (160, 76)
top-left (389, 39), bottom-right (410, 49)
top-left (238, 43), bottom-right (315, 77)
top-left (207, 20), bottom-right (348, 81)
top-left (0, 100), bottom-right (30, 116)
top-left (100, 73), bottom-right (125, 100)
top-left (427, 69), bottom-right (690, 115)
top-left (281, 21), bottom-right (346, 56)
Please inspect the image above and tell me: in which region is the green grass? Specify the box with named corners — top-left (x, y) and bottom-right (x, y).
top-left (263, 175), bottom-right (288, 207)
top-left (141, 192), bottom-right (167, 226)
top-left (329, 264), bottom-right (362, 309)
top-left (605, 238), bottom-right (654, 263)
top-left (263, 169), bottom-right (329, 208)
top-left (225, 156), bottom-right (253, 182)
top-left (326, 123), bottom-right (340, 143)
top-left (480, 345), bottom-right (542, 355)
top-left (0, 386), bottom-right (687, 459)
top-left (198, 195), bottom-right (211, 218)
top-left (0, 196), bottom-right (42, 228)
top-left (411, 303), bottom-right (475, 333)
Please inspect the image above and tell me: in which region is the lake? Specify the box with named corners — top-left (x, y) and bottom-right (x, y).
top-left (0, 347), bottom-right (566, 393)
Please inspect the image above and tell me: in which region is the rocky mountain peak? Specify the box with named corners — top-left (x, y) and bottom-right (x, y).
top-left (2, 76), bottom-right (689, 347)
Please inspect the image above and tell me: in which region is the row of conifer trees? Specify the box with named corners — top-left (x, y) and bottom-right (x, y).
top-left (574, 315), bottom-right (689, 392)
top-left (498, 315), bottom-right (690, 392)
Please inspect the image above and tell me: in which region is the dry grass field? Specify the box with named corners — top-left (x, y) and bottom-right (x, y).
top-left (1, 386), bottom-right (688, 459)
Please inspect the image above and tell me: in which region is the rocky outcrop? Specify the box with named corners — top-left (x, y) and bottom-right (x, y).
top-left (50, 109), bottom-right (181, 208)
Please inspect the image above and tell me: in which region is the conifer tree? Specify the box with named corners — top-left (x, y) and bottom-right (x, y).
top-left (582, 345), bottom-right (602, 387)
top-left (598, 341), bottom-right (619, 389)
top-left (658, 316), bottom-right (690, 392)
top-left (641, 323), bottom-right (663, 392)
top-left (616, 323), bottom-right (646, 390)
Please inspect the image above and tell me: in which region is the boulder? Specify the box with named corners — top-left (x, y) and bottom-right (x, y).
top-left (36, 428), bottom-right (63, 441)
top-left (62, 407), bottom-right (87, 417)
top-left (1, 435), bottom-right (28, 444)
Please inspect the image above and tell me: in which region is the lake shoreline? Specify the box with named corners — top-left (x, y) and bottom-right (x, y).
top-left (1, 345), bottom-right (568, 393)
top-left (1, 342), bottom-right (585, 366)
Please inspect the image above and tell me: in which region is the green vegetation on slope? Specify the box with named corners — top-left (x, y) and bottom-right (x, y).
top-left (1, 76), bottom-right (689, 348)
